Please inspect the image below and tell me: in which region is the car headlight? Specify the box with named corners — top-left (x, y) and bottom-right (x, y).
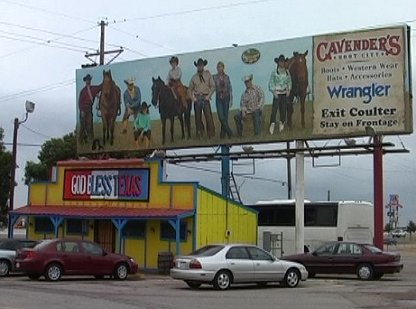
top-left (129, 257), bottom-right (135, 263)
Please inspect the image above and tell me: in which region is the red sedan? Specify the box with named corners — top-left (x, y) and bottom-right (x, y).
top-left (15, 239), bottom-right (138, 281)
top-left (281, 241), bottom-right (403, 280)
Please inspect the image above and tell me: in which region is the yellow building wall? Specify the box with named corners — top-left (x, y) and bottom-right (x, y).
top-left (124, 238), bottom-right (146, 267)
top-left (196, 187), bottom-right (257, 248)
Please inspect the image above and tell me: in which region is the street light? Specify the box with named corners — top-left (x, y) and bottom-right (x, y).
top-left (8, 100), bottom-right (35, 238)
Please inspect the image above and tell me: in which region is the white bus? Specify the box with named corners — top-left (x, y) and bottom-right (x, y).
top-left (249, 200), bottom-right (374, 256)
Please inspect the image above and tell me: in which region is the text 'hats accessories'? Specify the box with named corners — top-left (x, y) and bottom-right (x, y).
top-left (274, 54), bottom-right (286, 63)
top-left (242, 74), bottom-right (253, 82)
top-left (169, 56), bottom-right (179, 64)
top-left (124, 76), bottom-right (136, 85)
top-left (83, 74), bottom-right (92, 82)
top-left (194, 58), bottom-right (208, 67)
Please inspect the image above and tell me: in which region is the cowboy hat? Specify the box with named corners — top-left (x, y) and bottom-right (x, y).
top-left (83, 74), bottom-right (92, 82)
top-left (242, 74), bottom-right (253, 82)
top-left (194, 58), bottom-right (208, 67)
top-left (124, 76), bottom-right (136, 85)
top-left (169, 56), bottom-right (179, 64)
top-left (274, 54), bottom-right (286, 63)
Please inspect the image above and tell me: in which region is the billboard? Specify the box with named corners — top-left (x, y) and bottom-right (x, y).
top-left (75, 25), bottom-right (412, 154)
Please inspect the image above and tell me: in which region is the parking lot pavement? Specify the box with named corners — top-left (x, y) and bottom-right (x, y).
top-left (1, 248), bottom-right (416, 309)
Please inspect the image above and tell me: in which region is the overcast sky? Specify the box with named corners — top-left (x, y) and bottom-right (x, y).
top-left (0, 0), bottom-right (415, 225)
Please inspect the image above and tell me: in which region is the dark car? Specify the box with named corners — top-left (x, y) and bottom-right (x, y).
top-left (0, 239), bottom-right (38, 276)
top-left (281, 241), bottom-right (403, 280)
top-left (15, 239), bottom-right (138, 281)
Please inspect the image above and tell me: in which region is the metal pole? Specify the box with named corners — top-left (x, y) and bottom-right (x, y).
top-left (286, 141), bottom-right (292, 199)
top-left (221, 145), bottom-right (230, 198)
top-left (99, 20), bottom-right (105, 65)
top-left (221, 145), bottom-right (230, 241)
top-left (295, 140), bottom-right (305, 253)
top-left (7, 117), bottom-right (19, 239)
top-left (373, 135), bottom-right (384, 249)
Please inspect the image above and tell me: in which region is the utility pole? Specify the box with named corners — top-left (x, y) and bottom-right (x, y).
top-left (84, 19), bottom-right (123, 67)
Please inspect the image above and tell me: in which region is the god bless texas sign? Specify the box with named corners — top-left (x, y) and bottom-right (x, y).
top-left (63, 168), bottom-right (150, 201)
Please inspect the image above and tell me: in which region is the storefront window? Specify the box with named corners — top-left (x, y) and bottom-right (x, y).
top-left (160, 221), bottom-right (187, 241)
top-left (34, 217), bottom-right (54, 233)
top-left (122, 221), bottom-right (146, 238)
top-left (66, 219), bottom-right (88, 235)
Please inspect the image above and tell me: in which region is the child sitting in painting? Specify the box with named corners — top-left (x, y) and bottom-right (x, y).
top-left (134, 102), bottom-right (151, 148)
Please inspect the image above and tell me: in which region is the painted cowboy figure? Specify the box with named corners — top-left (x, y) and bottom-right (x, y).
top-left (188, 58), bottom-right (216, 138)
top-left (213, 61), bottom-right (233, 138)
top-left (166, 56), bottom-right (188, 109)
top-left (268, 54), bottom-right (292, 134)
top-left (78, 74), bottom-right (101, 143)
top-left (122, 77), bottom-right (141, 134)
top-left (234, 74), bottom-right (264, 136)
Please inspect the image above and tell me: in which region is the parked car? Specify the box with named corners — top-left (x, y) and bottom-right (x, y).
top-left (383, 235), bottom-right (398, 246)
top-left (0, 239), bottom-right (38, 276)
top-left (170, 244), bottom-right (308, 290)
top-left (15, 239), bottom-right (138, 281)
top-left (281, 241), bottom-right (403, 280)
top-left (391, 229), bottom-right (407, 238)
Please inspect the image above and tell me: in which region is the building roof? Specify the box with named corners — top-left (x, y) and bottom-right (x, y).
top-left (10, 205), bottom-right (194, 220)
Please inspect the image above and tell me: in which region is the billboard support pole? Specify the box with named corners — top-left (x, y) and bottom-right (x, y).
top-left (221, 145), bottom-right (230, 198)
top-left (286, 141), bottom-right (292, 199)
top-left (295, 140), bottom-right (305, 254)
top-left (373, 135), bottom-right (384, 249)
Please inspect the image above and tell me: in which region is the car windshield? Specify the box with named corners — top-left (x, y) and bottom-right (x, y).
top-left (363, 244), bottom-right (383, 254)
top-left (189, 245), bottom-right (224, 257)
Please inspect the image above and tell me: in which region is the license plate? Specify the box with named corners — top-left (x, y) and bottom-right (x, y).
top-left (15, 262), bottom-right (20, 268)
top-left (179, 262), bottom-right (186, 269)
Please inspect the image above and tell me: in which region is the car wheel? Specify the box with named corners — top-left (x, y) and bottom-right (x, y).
top-left (28, 274), bottom-right (41, 280)
top-left (185, 280), bottom-right (202, 289)
top-left (213, 270), bottom-right (232, 290)
top-left (45, 263), bottom-right (63, 281)
top-left (356, 263), bottom-right (374, 280)
top-left (283, 268), bottom-right (300, 288)
top-left (113, 263), bottom-right (128, 280)
top-left (0, 260), bottom-right (11, 277)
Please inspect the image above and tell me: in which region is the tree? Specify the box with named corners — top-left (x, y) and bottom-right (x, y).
top-left (0, 127), bottom-right (12, 226)
top-left (24, 130), bottom-right (153, 184)
top-left (407, 220), bottom-right (416, 239)
top-left (24, 132), bottom-right (77, 184)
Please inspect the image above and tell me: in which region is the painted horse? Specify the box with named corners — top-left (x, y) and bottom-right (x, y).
top-left (287, 50), bottom-right (309, 128)
top-left (99, 70), bottom-right (121, 146)
top-left (151, 76), bottom-right (191, 145)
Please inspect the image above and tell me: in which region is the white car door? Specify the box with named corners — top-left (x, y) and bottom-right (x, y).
top-left (246, 247), bottom-right (285, 281)
top-left (225, 246), bottom-right (254, 283)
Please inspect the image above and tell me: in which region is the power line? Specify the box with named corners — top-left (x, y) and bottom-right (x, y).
top-left (0, 34), bottom-right (87, 53)
top-left (0, 24), bottom-right (98, 59)
top-left (0, 79), bottom-right (75, 103)
top-left (20, 124), bottom-right (53, 139)
top-left (3, 142), bottom-right (42, 147)
top-left (0, 0), bottom-right (96, 24)
top-left (0, 29), bottom-right (97, 52)
top-left (111, 0), bottom-right (276, 23)
top-left (109, 25), bottom-right (173, 52)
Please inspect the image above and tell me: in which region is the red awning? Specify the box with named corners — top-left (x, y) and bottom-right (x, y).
top-left (11, 205), bottom-right (194, 219)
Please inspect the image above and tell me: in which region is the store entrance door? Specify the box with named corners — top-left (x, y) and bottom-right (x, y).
top-left (94, 220), bottom-right (115, 253)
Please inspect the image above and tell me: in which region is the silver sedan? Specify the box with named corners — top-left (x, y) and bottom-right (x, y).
top-left (170, 244), bottom-right (308, 290)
